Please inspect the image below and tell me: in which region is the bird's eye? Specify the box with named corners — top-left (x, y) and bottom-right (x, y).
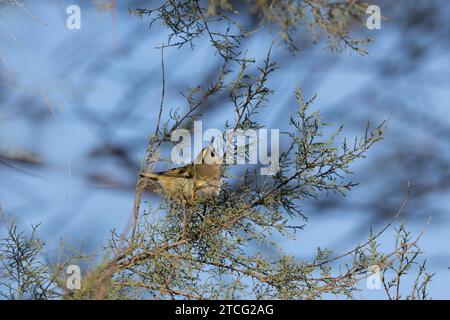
top-left (211, 151), bottom-right (215, 157)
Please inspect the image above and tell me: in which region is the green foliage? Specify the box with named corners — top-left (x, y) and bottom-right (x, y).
top-left (0, 213), bottom-right (57, 299)
top-left (130, 0), bottom-right (372, 55)
top-left (381, 223), bottom-right (434, 300)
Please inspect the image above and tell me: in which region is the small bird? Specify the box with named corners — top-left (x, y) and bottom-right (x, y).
top-left (140, 144), bottom-right (222, 205)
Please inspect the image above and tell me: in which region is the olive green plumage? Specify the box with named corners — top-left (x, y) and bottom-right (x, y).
top-left (140, 144), bottom-right (222, 204)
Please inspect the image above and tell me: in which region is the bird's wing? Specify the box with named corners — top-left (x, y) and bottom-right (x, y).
top-left (159, 165), bottom-right (193, 178)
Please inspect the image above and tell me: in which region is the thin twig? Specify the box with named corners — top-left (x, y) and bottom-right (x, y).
top-left (313, 181), bottom-right (411, 268)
